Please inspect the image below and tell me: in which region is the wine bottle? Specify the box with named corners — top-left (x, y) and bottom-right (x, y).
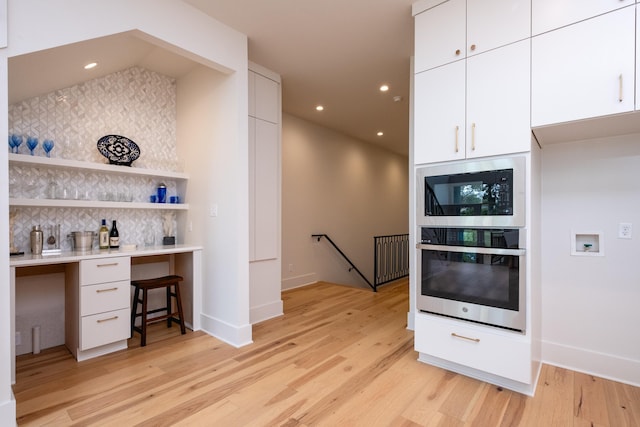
top-left (109, 220), bottom-right (120, 249)
top-left (99, 219), bottom-right (109, 249)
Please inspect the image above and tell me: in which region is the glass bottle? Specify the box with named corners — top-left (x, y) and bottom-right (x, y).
top-left (99, 219), bottom-right (109, 249)
top-left (109, 220), bottom-right (120, 249)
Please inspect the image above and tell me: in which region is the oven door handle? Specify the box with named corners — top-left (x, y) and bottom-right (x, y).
top-left (417, 243), bottom-right (525, 257)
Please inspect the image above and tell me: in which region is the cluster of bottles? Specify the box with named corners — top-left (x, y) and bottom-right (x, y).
top-left (98, 219), bottom-right (119, 249)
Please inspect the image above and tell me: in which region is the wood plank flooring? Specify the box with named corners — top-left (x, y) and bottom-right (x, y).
top-left (13, 280), bottom-right (640, 426)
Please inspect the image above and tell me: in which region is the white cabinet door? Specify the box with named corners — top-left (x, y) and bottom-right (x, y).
top-left (414, 61), bottom-right (466, 164)
top-left (467, 0), bottom-right (530, 57)
top-left (414, 0), bottom-right (530, 73)
top-left (414, 0), bottom-right (466, 73)
top-left (254, 73), bottom-right (279, 123)
top-left (531, 7), bottom-right (635, 127)
top-left (532, 0), bottom-right (635, 35)
top-left (467, 39), bottom-right (531, 158)
top-left (637, 6), bottom-right (640, 111)
top-left (253, 119), bottom-right (279, 260)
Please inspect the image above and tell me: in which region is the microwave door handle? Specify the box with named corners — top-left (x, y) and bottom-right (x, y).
top-left (417, 243), bottom-right (525, 257)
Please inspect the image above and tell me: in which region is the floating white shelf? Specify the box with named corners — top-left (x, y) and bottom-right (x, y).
top-left (9, 198), bottom-right (189, 210)
top-left (8, 153), bottom-right (188, 180)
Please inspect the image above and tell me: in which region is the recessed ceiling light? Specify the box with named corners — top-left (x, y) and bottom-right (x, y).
top-left (84, 62), bottom-right (98, 70)
top-left (379, 84), bottom-right (389, 92)
top-left (316, 105), bottom-right (324, 111)
top-left (377, 131), bottom-right (384, 136)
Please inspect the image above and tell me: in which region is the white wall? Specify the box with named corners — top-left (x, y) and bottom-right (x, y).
top-left (541, 134), bottom-right (640, 386)
top-left (282, 114), bottom-right (409, 290)
top-left (1, 0), bottom-right (249, 422)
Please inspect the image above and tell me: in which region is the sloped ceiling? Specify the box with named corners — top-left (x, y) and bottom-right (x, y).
top-left (183, 0), bottom-right (415, 156)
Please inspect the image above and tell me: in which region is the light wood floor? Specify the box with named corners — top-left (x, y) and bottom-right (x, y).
top-left (13, 280), bottom-right (640, 426)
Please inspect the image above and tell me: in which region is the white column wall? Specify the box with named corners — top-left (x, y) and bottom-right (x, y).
top-left (1, 0), bottom-right (249, 422)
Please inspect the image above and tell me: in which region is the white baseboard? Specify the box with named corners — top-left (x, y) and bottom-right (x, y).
top-left (542, 339), bottom-right (640, 387)
top-left (0, 391), bottom-right (16, 426)
top-left (250, 300), bottom-right (283, 324)
top-left (281, 273), bottom-right (316, 290)
top-left (406, 309), bottom-right (415, 331)
top-left (418, 352), bottom-right (538, 396)
top-left (200, 313), bottom-right (253, 348)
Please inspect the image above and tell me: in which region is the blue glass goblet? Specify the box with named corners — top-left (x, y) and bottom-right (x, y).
top-left (26, 137), bottom-right (38, 156)
top-left (11, 134), bottom-right (23, 154)
top-left (43, 139), bottom-right (55, 158)
top-left (8, 135), bottom-right (16, 153)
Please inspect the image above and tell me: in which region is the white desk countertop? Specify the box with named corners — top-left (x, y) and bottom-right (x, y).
top-left (10, 244), bottom-right (203, 267)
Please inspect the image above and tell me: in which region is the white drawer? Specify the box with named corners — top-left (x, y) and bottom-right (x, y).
top-left (80, 280), bottom-right (130, 316)
top-left (415, 313), bottom-right (532, 384)
top-left (80, 256), bottom-right (130, 286)
top-left (80, 308), bottom-right (130, 350)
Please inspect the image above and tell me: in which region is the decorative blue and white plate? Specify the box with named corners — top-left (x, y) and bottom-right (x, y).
top-left (97, 135), bottom-right (141, 166)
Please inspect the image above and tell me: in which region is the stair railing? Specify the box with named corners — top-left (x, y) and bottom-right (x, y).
top-left (311, 234), bottom-right (375, 291)
top-left (374, 233), bottom-right (409, 289)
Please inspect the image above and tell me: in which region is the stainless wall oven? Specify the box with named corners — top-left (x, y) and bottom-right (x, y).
top-left (417, 227), bottom-right (526, 332)
top-left (416, 156), bottom-right (526, 228)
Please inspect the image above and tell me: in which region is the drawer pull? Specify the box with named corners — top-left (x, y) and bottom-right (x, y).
top-left (97, 262), bottom-right (119, 268)
top-left (97, 316), bottom-right (119, 323)
top-left (451, 332), bottom-right (480, 343)
top-left (96, 287), bottom-right (118, 293)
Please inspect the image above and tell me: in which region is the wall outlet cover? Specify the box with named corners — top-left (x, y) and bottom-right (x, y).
top-left (618, 223), bottom-right (632, 239)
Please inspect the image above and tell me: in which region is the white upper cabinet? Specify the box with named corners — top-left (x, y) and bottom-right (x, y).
top-left (415, 40), bottom-right (531, 164)
top-left (250, 73), bottom-right (279, 124)
top-left (466, 0), bottom-right (530, 57)
top-left (466, 40), bottom-right (531, 159)
top-left (414, 60), bottom-right (466, 163)
top-left (532, 0), bottom-right (635, 36)
top-left (531, 7), bottom-right (635, 127)
top-left (414, 0), bottom-right (465, 73)
top-left (414, 0), bottom-right (530, 73)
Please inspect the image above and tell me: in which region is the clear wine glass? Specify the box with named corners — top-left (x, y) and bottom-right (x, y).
top-left (26, 137), bottom-right (38, 156)
top-left (43, 139), bottom-right (55, 157)
top-left (11, 134), bottom-right (23, 154)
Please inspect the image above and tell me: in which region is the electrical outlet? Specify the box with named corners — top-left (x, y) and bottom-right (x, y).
top-left (618, 222), bottom-right (632, 239)
top-left (15, 332), bottom-right (21, 346)
top-left (288, 264), bottom-right (294, 272)
top-left (209, 203), bottom-right (218, 217)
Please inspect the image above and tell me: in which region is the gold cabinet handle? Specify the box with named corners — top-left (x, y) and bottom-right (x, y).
top-left (471, 123), bottom-right (476, 151)
top-left (97, 262), bottom-right (119, 268)
top-left (455, 125), bottom-right (459, 152)
top-left (451, 332), bottom-right (480, 343)
top-left (96, 287), bottom-right (118, 293)
top-left (455, 49), bottom-right (461, 56)
top-left (97, 316), bottom-right (119, 323)
top-left (619, 74), bottom-right (623, 102)
top-left (470, 44), bottom-right (476, 52)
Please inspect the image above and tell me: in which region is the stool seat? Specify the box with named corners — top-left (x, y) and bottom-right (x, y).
top-left (131, 274), bottom-right (186, 346)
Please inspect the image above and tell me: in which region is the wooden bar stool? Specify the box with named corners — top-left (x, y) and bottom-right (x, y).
top-left (130, 274), bottom-right (186, 347)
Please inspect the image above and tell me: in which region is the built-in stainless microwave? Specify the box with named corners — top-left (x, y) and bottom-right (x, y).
top-left (416, 156), bottom-right (526, 228)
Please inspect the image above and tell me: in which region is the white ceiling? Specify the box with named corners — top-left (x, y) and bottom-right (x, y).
top-left (8, 0), bottom-right (415, 156)
top-left (183, 0), bottom-right (415, 156)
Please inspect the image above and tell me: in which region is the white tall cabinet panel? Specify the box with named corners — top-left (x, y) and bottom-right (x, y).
top-left (414, 61), bottom-right (466, 164)
top-left (248, 70), bottom-right (280, 261)
top-left (253, 119), bottom-right (279, 260)
top-left (248, 64), bottom-right (283, 324)
top-left (466, 39), bottom-right (531, 158)
top-left (531, 7), bottom-right (635, 127)
top-left (532, 0), bottom-right (635, 35)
